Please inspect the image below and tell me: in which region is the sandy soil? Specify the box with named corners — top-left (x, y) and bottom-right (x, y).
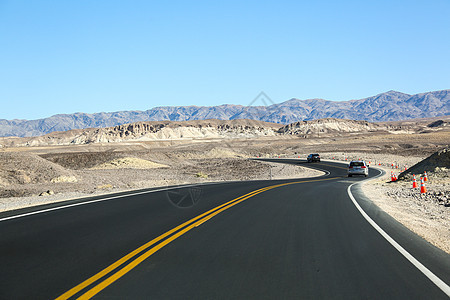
top-left (0, 153), bottom-right (323, 212)
top-left (0, 131), bottom-right (448, 253)
top-left (360, 165), bottom-right (449, 253)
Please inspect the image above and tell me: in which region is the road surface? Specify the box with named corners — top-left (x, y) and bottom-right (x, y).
top-left (0, 159), bottom-right (449, 299)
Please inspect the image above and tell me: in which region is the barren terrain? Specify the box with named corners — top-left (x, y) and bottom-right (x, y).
top-left (0, 118), bottom-right (449, 253)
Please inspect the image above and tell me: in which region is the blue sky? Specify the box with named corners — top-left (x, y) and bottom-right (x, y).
top-left (1, 0), bottom-right (449, 120)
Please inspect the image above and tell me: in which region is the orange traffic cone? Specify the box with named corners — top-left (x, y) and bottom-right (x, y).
top-left (424, 171), bottom-right (428, 182)
top-left (391, 172), bottom-right (396, 182)
top-left (412, 175), bottom-right (418, 188)
top-left (420, 177), bottom-right (427, 194)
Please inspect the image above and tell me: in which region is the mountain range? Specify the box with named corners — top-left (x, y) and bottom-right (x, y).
top-left (1, 89), bottom-right (449, 137)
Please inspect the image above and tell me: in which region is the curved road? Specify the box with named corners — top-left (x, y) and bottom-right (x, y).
top-left (0, 159), bottom-right (449, 299)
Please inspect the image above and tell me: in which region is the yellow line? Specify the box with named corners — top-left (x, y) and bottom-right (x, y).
top-left (57, 177), bottom-right (337, 299)
top-left (55, 186), bottom-right (273, 300)
top-left (77, 190), bottom-right (273, 299)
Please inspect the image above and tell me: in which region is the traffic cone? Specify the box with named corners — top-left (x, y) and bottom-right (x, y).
top-left (412, 175), bottom-right (418, 188)
top-left (420, 177), bottom-right (427, 194)
top-left (391, 172), bottom-right (395, 182)
top-left (424, 171), bottom-right (428, 182)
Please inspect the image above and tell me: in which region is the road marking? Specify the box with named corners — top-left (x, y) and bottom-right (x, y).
top-left (57, 177), bottom-right (337, 299)
top-left (252, 158), bottom-right (332, 175)
top-left (77, 185), bottom-right (281, 299)
top-left (0, 181), bottom-right (252, 222)
top-left (347, 177), bottom-right (450, 297)
top-left (0, 184), bottom-right (209, 222)
top-left (54, 185), bottom-right (274, 300)
top-left (316, 162), bottom-right (348, 170)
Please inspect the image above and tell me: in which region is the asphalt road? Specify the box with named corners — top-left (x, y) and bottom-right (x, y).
top-left (0, 159), bottom-right (449, 299)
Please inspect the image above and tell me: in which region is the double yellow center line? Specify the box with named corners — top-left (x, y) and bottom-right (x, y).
top-left (56, 177), bottom-right (336, 299)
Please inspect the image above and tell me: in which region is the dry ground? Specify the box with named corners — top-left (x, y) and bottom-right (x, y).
top-left (361, 167), bottom-right (449, 253)
top-left (0, 130), bottom-right (449, 252)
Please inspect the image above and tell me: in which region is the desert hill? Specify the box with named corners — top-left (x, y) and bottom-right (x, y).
top-left (0, 117), bottom-right (449, 148)
top-left (0, 119), bottom-right (280, 147)
top-left (278, 116), bottom-right (450, 137)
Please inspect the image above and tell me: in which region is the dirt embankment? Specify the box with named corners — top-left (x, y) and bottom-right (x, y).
top-left (0, 152), bottom-right (77, 196)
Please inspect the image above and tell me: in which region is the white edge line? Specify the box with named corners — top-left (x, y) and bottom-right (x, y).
top-left (0, 167), bottom-right (318, 223)
top-left (347, 172), bottom-right (450, 297)
top-left (0, 184), bottom-right (203, 222)
top-left (10, 158), bottom-right (448, 295)
top-left (7, 158), bottom-right (447, 293)
top-left (252, 158), bottom-right (331, 176)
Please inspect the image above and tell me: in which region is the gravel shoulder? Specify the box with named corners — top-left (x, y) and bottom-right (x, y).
top-left (360, 166), bottom-right (449, 254)
top-left (319, 152), bottom-right (449, 254)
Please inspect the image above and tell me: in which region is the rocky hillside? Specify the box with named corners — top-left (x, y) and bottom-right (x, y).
top-left (278, 119), bottom-right (382, 136)
top-left (0, 119), bottom-right (280, 147)
top-left (277, 116), bottom-right (450, 137)
top-left (1, 117), bottom-right (448, 148)
top-left (1, 90), bottom-right (449, 137)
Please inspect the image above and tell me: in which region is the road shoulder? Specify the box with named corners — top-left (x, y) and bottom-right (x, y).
top-left (360, 166), bottom-right (449, 254)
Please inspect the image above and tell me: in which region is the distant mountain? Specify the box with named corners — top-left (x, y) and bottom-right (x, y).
top-left (1, 90), bottom-right (449, 137)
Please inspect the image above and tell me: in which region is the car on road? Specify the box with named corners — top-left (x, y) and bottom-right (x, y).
top-left (307, 153), bottom-right (320, 162)
top-left (348, 160), bottom-right (369, 177)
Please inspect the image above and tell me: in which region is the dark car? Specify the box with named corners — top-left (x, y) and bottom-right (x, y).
top-left (307, 153), bottom-right (320, 162)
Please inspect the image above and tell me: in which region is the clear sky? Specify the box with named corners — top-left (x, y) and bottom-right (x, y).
top-left (1, 0), bottom-right (449, 120)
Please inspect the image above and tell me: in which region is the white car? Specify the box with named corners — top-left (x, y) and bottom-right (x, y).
top-left (348, 161), bottom-right (369, 177)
